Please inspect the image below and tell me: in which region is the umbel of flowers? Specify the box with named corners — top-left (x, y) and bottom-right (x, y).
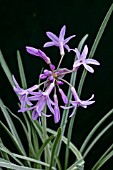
top-left (13, 25), bottom-right (100, 123)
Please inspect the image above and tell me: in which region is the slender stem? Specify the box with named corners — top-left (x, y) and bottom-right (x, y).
top-left (57, 54), bottom-right (64, 69)
top-left (59, 78), bottom-right (72, 87)
top-left (38, 80), bottom-right (48, 88)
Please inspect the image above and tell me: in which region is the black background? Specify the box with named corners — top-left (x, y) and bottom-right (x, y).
top-left (0, 0), bottom-right (113, 169)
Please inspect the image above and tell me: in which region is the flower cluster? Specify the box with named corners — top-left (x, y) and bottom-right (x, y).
top-left (13, 25), bottom-right (100, 123)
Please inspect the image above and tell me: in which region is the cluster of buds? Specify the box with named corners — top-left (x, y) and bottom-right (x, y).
top-left (13, 25), bottom-right (100, 123)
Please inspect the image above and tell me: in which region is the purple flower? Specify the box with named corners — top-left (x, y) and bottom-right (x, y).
top-left (12, 76), bottom-right (38, 111)
top-left (26, 47), bottom-right (51, 64)
top-left (21, 82), bottom-right (55, 120)
top-left (61, 86), bottom-right (95, 117)
top-left (53, 94), bottom-right (60, 123)
top-left (58, 88), bottom-right (68, 104)
top-left (72, 45), bottom-right (100, 73)
top-left (43, 25), bottom-right (76, 56)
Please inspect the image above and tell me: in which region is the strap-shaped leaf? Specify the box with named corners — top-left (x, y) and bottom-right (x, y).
top-left (91, 144), bottom-right (113, 170)
top-left (80, 108), bottom-right (113, 153)
top-left (37, 134), bottom-right (54, 159)
top-left (49, 128), bottom-right (62, 170)
top-left (83, 122), bottom-right (113, 158)
top-left (17, 50), bottom-right (27, 89)
top-left (0, 51), bottom-right (14, 87)
top-left (0, 99), bottom-right (26, 156)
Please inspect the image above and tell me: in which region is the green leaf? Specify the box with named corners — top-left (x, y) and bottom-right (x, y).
top-left (17, 51), bottom-right (38, 160)
top-left (0, 51), bottom-right (14, 87)
top-left (47, 128), bottom-right (82, 160)
top-left (4, 105), bottom-right (29, 140)
top-left (41, 107), bottom-right (51, 166)
top-left (0, 145), bottom-right (24, 166)
top-left (0, 162), bottom-right (43, 170)
top-left (0, 139), bottom-right (10, 162)
top-left (49, 128), bottom-right (62, 170)
top-left (80, 108), bottom-right (113, 153)
top-left (67, 158), bottom-right (85, 170)
top-left (55, 156), bottom-right (62, 170)
top-left (58, 34), bottom-right (89, 163)
top-left (31, 120), bottom-right (43, 141)
top-left (17, 50), bottom-right (27, 89)
top-left (0, 152), bottom-right (56, 170)
top-left (64, 34), bottom-right (89, 169)
top-left (0, 121), bottom-right (24, 155)
top-left (78, 34), bottom-right (89, 52)
top-left (78, 3), bottom-right (113, 97)
top-left (0, 99), bottom-right (26, 156)
top-left (31, 125), bottom-right (39, 158)
top-left (37, 134), bottom-right (54, 159)
top-left (91, 150), bottom-right (113, 170)
top-left (83, 121), bottom-right (113, 158)
top-left (65, 4), bottom-right (113, 169)
top-left (91, 144), bottom-right (113, 170)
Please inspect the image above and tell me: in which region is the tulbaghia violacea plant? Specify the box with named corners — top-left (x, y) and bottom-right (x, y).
top-left (13, 25), bottom-right (99, 124)
top-left (1, 6), bottom-right (113, 169)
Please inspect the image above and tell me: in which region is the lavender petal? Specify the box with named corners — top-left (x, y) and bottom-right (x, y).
top-left (59, 88), bottom-right (68, 104)
top-left (46, 32), bottom-right (59, 44)
top-left (32, 110), bottom-right (38, 120)
top-left (83, 63), bottom-right (94, 73)
top-left (81, 45), bottom-right (88, 59)
top-left (64, 35), bottom-right (76, 44)
top-left (59, 25), bottom-right (66, 41)
top-left (43, 42), bottom-right (56, 47)
top-left (85, 59), bottom-right (100, 65)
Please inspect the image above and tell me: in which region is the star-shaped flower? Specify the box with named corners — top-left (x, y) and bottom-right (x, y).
top-left (61, 86), bottom-right (95, 117)
top-left (72, 45), bottom-right (100, 73)
top-left (12, 76), bottom-right (38, 111)
top-left (20, 82), bottom-right (55, 120)
top-left (43, 25), bottom-right (76, 56)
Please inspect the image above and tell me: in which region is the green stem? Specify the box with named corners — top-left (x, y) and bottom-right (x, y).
top-left (57, 54), bottom-right (64, 69)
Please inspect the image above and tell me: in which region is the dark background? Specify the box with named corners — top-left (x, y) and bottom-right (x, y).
top-left (0, 0), bottom-right (113, 169)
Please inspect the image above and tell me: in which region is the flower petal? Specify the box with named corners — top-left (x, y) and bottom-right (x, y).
top-left (39, 74), bottom-right (47, 79)
top-left (26, 47), bottom-right (51, 64)
top-left (26, 47), bottom-right (39, 56)
top-left (60, 105), bottom-right (74, 109)
top-left (59, 25), bottom-right (66, 41)
top-left (59, 88), bottom-right (68, 104)
top-left (32, 110), bottom-right (38, 120)
top-left (46, 32), bottom-right (59, 44)
top-left (47, 98), bottom-right (54, 113)
top-left (69, 107), bottom-right (77, 117)
top-left (73, 60), bottom-right (82, 68)
top-left (12, 75), bottom-right (20, 88)
top-left (83, 63), bottom-right (94, 73)
top-left (85, 59), bottom-right (100, 65)
top-left (81, 45), bottom-right (88, 59)
top-left (64, 44), bottom-right (70, 52)
top-left (70, 87), bottom-right (80, 101)
top-left (81, 100), bottom-right (95, 106)
top-left (43, 42), bottom-right (56, 47)
top-left (64, 35), bottom-right (76, 44)
top-left (72, 48), bottom-right (80, 59)
top-left (53, 94), bottom-right (60, 123)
